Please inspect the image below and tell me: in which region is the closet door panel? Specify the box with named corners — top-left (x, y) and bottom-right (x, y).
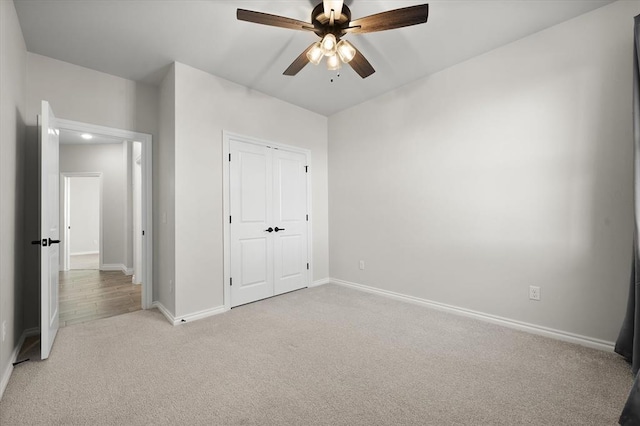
top-left (272, 149), bottom-right (308, 295)
top-left (229, 140), bottom-right (274, 307)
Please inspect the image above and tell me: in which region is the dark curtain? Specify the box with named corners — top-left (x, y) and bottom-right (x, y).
top-left (617, 13), bottom-right (640, 426)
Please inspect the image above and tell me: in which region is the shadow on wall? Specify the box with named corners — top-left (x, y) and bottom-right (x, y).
top-left (12, 108), bottom-right (26, 348)
top-left (22, 124), bottom-right (40, 331)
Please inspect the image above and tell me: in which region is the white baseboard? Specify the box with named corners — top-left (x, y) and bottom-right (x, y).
top-left (330, 278), bottom-right (615, 352)
top-left (1, 327), bottom-right (39, 401)
top-left (70, 251), bottom-right (98, 256)
top-left (152, 302), bottom-right (227, 326)
top-left (152, 301), bottom-right (176, 325)
top-left (309, 278), bottom-right (330, 287)
top-left (100, 263), bottom-right (124, 272)
top-left (101, 264), bottom-right (132, 275)
top-left (175, 305), bottom-right (227, 325)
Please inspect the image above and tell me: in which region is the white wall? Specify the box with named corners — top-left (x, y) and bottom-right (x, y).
top-left (173, 62), bottom-right (329, 317)
top-left (156, 64), bottom-right (175, 312)
top-left (25, 53), bottom-right (158, 134)
top-left (24, 53), bottom-right (158, 329)
top-left (0, 0), bottom-right (27, 397)
top-left (328, 0), bottom-right (640, 343)
top-left (69, 177), bottom-right (100, 255)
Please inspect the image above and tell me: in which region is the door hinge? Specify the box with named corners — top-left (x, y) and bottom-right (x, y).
top-left (230, 277), bottom-right (233, 286)
top-left (306, 214), bottom-right (309, 222)
top-left (229, 216), bottom-right (232, 224)
top-left (142, 230), bottom-right (145, 236)
top-left (229, 153), bottom-right (231, 162)
top-left (305, 166), bottom-right (308, 173)
top-left (307, 263), bottom-right (309, 270)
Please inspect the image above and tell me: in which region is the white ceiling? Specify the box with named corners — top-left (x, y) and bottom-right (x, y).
top-left (14, 0), bottom-right (614, 116)
top-left (59, 129), bottom-right (125, 145)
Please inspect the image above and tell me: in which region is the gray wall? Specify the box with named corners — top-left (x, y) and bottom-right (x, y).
top-left (60, 144), bottom-right (127, 266)
top-left (23, 52), bottom-right (159, 330)
top-left (172, 62), bottom-right (329, 317)
top-left (0, 0), bottom-right (27, 394)
top-left (328, 0), bottom-right (640, 343)
top-left (156, 64), bottom-right (176, 312)
top-left (68, 177), bottom-right (100, 255)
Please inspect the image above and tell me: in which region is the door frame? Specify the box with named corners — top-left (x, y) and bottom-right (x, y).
top-left (222, 131), bottom-right (313, 311)
top-left (132, 150), bottom-right (143, 284)
top-left (61, 172), bottom-right (103, 271)
top-left (56, 118), bottom-right (153, 309)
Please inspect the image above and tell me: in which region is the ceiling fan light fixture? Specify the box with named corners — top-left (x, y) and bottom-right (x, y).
top-left (306, 42), bottom-right (324, 65)
top-left (323, 0), bottom-right (344, 20)
top-left (320, 33), bottom-right (337, 56)
top-left (238, 2), bottom-right (430, 79)
top-left (336, 39), bottom-right (356, 63)
top-left (326, 53), bottom-right (341, 70)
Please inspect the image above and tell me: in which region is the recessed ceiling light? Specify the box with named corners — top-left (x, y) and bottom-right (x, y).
top-left (81, 133), bottom-right (93, 140)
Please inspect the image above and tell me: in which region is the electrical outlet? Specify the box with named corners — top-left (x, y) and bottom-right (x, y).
top-left (359, 260), bottom-right (365, 270)
top-left (2, 321), bottom-right (6, 342)
top-left (529, 286), bottom-right (541, 301)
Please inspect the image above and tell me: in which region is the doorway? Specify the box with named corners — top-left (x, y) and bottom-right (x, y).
top-left (56, 119), bottom-right (153, 312)
top-left (223, 132), bottom-right (312, 309)
top-left (57, 129), bottom-right (149, 327)
top-left (62, 173), bottom-right (102, 271)
top-left (36, 102), bottom-right (153, 358)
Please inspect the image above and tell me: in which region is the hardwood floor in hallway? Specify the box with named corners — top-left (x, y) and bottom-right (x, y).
top-left (69, 253), bottom-right (99, 270)
top-left (59, 270), bottom-right (141, 327)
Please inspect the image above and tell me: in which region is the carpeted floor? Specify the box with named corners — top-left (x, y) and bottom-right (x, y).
top-left (0, 284), bottom-right (634, 425)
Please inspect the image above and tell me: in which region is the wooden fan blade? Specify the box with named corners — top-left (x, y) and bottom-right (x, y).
top-left (283, 43), bottom-right (316, 76)
top-left (348, 46), bottom-right (375, 79)
top-left (349, 4), bottom-right (429, 34)
top-left (237, 9), bottom-right (314, 31)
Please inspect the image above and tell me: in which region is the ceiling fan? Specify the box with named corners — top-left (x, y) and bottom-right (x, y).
top-left (237, 1), bottom-right (429, 79)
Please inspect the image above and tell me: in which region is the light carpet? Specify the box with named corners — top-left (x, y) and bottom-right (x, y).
top-left (0, 284), bottom-right (633, 425)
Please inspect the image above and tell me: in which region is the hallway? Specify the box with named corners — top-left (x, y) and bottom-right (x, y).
top-left (59, 270), bottom-right (141, 327)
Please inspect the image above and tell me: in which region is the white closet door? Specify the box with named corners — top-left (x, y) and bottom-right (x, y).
top-left (229, 140), bottom-right (274, 307)
top-left (272, 149), bottom-right (308, 295)
top-left (228, 137), bottom-right (310, 308)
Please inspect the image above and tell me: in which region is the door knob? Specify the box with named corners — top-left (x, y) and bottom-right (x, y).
top-left (31, 238), bottom-right (58, 246)
top-left (274, 227), bottom-right (285, 232)
top-left (264, 227), bottom-right (274, 233)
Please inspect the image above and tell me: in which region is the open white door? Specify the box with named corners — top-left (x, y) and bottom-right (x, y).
top-left (38, 100), bottom-right (60, 360)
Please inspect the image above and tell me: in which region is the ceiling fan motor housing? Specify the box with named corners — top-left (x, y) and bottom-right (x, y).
top-left (311, 3), bottom-right (351, 40)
